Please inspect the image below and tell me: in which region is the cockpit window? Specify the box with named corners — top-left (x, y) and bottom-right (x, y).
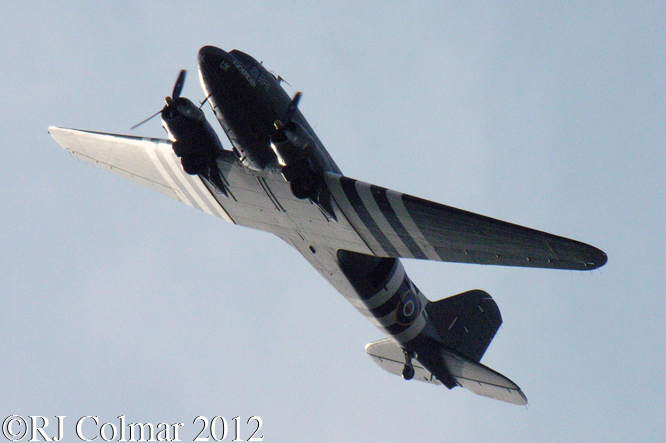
top-left (230, 50), bottom-right (260, 70)
top-left (231, 49), bottom-right (270, 84)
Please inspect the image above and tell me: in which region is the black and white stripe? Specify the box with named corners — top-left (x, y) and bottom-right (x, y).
top-left (144, 138), bottom-right (234, 223)
top-left (326, 174), bottom-right (440, 261)
top-left (350, 259), bottom-right (429, 344)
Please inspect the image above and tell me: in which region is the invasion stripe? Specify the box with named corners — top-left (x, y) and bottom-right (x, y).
top-left (154, 141), bottom-right (233, 223)
top-left (191, 176), bottom-right (235, 223)
top-left (152, 142), bottom-right (206, 212)
top-left (393, 312), bottom-right (427, 343)
top-left (380, 309), bottom-right (424, 334)
top-left (370, 185), bottom-right (427, 260)
top-left (339, 177), bottom-right (399, 257)
top-left (325, 174), bottom-right (385, 255)
top-left (376, 310), bottom-right (399, 328)
top-left (385, 191), bottom-right (443, 261)
top-left (362, 261), bottom-right (405, 309)
top-left (143, 140), bottom-right (196, 208)
top-left (368, 292), bottom-right (401, 318)
top-left (159, 146), bottom-right (216, 216)
top-left (356, 184), bottom-right (412, 258)
top-left (157, 147), bottom-right (208, 212)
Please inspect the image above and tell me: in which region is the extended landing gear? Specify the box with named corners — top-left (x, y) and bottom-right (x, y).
top-left (402, 349), bottom-right (416, 381)
top-left (287, 169), bottom-right (317, 200)
top-left (281, 162), bottom-right (337, 221)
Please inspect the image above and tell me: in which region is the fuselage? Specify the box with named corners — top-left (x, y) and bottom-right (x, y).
top-left (195, 46), bottom-right (450, 383)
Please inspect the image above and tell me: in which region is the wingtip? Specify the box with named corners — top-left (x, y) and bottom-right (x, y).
top-left (585, 247), bottom-right (608, 270)
top-left (48, 126), bottom-right (72, 137)
top-left (517, 389), bottom-right (529, 406)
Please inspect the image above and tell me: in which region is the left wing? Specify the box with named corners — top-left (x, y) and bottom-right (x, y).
top-left (325, 174), bottom-right (607, 271)
top-left (48, 127), bottom-right (374, 255)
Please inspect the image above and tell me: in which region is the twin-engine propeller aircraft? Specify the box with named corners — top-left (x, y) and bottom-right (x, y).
top-left (49, 46), bottom-right (607, 405)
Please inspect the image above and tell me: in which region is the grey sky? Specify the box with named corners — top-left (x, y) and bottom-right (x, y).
top-left (2, 2), bottom-right (664, 442)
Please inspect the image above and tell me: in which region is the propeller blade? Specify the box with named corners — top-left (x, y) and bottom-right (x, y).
top-left (172, 69), bottom-right (187, 100)
top-left (130, 108), bottom-right (163, 130)
top-left (283, 92), bottom-right (302, 124)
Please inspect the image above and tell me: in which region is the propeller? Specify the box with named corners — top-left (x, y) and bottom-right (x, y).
top-left (131, 70), bottom-right (187, 130)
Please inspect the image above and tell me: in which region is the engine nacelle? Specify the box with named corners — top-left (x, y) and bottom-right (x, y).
top-left (162, 97), bottom-right (224, 175)
top-left (269, 121), bottom-right (317, 167)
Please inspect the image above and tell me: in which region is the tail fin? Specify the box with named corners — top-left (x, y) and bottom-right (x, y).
top-left (426, 289), bottom-right (501, 362)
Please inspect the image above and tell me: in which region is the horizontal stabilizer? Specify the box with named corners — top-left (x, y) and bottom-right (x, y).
top-left (443, 351), bottom-right (527, 405)
top-left (365, 339), bottom-right (440, 385)
top-left (366, 338), bottom-right (527, 405)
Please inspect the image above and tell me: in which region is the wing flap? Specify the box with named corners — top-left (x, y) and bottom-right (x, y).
top-left (326, 173), bottom-right (606, 270)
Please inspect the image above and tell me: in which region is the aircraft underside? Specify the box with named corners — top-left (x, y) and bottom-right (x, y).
top-left (48, 45), bottom-right (606, 405)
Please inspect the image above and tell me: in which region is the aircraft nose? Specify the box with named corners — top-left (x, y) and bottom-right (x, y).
top-left (198, 45), bottom-right (227, 69)
top-left (198, 46), bottom-right (231, 95)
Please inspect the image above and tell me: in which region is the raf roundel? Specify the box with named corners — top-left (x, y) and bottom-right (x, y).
top-left (396, 287), bottom-right (421, 327)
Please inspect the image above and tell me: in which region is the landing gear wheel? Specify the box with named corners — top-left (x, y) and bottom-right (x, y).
top-left (402, 348), bottom-right (416, 381)
top-left (402, 364), bottom-right (415, 380)
top-left (181, 156), bottom-right (207, 175)
top-left (281, 164), bottom-right (298, 182)
top-left (290, 175), bottom-right (316, 200)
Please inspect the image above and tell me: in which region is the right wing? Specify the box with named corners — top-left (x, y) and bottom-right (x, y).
top-left (48, 127), bottom-right (376, 255)
top-left (326, 174), bottom-right (607, 270)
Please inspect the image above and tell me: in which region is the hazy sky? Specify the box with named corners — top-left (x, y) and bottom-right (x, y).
top-left (2, 2), bottom-right (664, 442)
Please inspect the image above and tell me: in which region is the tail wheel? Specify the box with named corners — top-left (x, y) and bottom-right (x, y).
top-left (402, 365), bottom-right (415, 380)
top-left (402, 348), bottom-right (416, 380)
